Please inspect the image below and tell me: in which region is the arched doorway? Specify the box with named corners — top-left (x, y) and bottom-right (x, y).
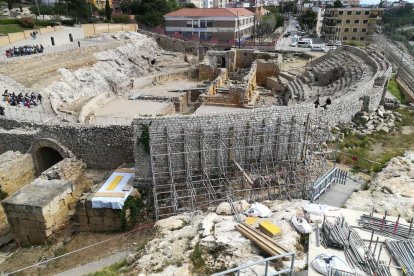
top-left (31, 138), bottom-right (72, 175)
top-left (35, 147), bottom-right (63, 174)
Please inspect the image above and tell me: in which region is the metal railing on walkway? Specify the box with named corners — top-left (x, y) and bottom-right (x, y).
top-left (309, 167), bottom-right (348, 202)
top-left (211, 252), bottom-right (296, 276)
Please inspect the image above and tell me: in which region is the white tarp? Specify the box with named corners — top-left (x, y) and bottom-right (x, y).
top-left (91, 172), bottom-right (134, 209)
top-left (311, 254), bottom-right (354, 275)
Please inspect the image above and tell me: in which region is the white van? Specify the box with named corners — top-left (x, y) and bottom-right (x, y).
top-left (298, 40), bottom-right (312, 48)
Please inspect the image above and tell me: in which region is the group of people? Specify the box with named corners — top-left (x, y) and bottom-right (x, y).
top-left (2, 90), bottom-right (42, 109)
top-left (5, 44), bottom-right (44, 58)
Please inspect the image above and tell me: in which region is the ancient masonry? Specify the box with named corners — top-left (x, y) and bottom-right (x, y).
top-left (0, 34), bottom-right (391, 243)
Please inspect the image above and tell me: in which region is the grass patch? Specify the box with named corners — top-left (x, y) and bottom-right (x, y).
top-left (337, 108), bottom-right (414, 173)
top-left (388, 77), bottom-right (407, 104)
top-left (53, 247), bottom-right (68, 257)
top-left (0, 24), bottom-right (27, 34)
top-left (84, 259), bottom-right (127, 276)
top-left (190, 243), bottom-right (211, 274)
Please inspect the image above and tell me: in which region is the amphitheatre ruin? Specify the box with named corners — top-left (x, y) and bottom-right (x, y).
top-left (0, 24), bottom-right (394, 274)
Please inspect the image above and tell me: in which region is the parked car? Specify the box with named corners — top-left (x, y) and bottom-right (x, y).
top-left (290, 41), bottom-right (298, 47)
top-left (284, 33), bottom-right (289, 37)
top-left (335, 40), bottom-right (342, 46)
top-left (327, 40), bottom-right (334, 46)
top-left (311, 46), bottom-right (328, 52)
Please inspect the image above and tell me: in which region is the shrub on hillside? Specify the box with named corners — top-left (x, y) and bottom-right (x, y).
top-left (0, 19), bottom-right (21, 25)
top-left (112, 14), bottom-right (129, 24)
top-left (61, 19), bottom-right (75, 26)
top-left (19, 17), bottom-right (34, 28)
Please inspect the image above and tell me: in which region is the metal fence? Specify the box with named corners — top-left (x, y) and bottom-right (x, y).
top-left (211, 252), bottom-right (296, 276)
top-left (309, 167), bottom-right (348, 202)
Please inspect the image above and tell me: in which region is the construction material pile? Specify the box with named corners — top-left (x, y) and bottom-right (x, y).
top-left (320, 216), bottom-right (392, 276)
top-left (385, 240), bottom-right (414, 276)
top-left (359, 212), bottom-right (414, 240)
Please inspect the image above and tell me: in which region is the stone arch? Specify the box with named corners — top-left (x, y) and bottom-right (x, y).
top-left (31, 138), bottom-right (73, 175)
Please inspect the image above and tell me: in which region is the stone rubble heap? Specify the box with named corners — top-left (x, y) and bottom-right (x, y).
top-left (345, 151), bottom-right (414, 220)
top-left (346, 105), bottom-right (401, 135)
top-left (127, 200), bottom-right (310, 275)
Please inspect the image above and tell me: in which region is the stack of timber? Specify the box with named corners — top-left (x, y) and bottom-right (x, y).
top-left (235, 223), bottom-right (289, 256)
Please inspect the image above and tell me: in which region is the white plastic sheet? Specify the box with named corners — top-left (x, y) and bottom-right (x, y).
top-left (291, 215), bottom-right (313, 234)
top-left (244, 202), bottom-right (272, 218)
top-left (91, 172), bottom-right (134, 209)
top-left (312, 254), bottom-right (354, 275)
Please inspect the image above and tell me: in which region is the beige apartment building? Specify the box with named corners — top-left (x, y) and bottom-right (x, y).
top-left (322, 8), bottom-right (383, 43)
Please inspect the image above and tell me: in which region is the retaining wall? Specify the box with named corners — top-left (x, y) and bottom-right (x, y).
top-left (0, 117), bottom-right (133, 170)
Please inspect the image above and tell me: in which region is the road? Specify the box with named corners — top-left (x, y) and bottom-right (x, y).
top-left (275, 16), bottom-right (326, 52)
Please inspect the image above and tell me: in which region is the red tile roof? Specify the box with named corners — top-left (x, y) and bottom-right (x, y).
top-left (164, 8), bottom-right (255, 18)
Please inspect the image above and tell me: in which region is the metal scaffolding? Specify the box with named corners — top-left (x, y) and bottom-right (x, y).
top-left (149, 111), bottom-right (333, 220)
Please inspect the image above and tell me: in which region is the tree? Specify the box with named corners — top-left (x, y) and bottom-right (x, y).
top-left (7, 0), bottom-right (12, 10)
top-left (182, 3), bottom-right (196, 8)
top-left (105, 0), bottom-right (111, 21)
top-left (333, 0), bottom-right (343, 8)
top-left (130, 0), bottom-right (178, 26)
top-left (299, 10), bottom-right (317, 31)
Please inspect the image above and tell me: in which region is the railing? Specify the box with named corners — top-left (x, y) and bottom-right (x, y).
top-left (309, 167), bottom-right (348, 202)
top-left (211, 252), bottom-right (295, 276)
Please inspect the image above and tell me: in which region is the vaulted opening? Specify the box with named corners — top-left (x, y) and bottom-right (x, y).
top-left (35, 147), bottom-right (63, 174)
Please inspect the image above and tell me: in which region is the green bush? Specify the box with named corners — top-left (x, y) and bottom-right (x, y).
top-left (34, 20), bottom-right (58, 27)
top-left (346, 40), bottom-right (365, 47)
top-left (61, 19), bottom-right (75, 26)
top-left (0, 19), bottom-right (21, 25)
top-left (112, 14), bottom-right (129, 24)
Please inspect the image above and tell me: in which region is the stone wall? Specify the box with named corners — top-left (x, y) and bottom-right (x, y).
top-left (75, 194), bottom-right (122, 232)
top-left (256, 60), bottom-right (280, 85)
top-left (0, 118), bottom-right (133, 170)
top-left (2, 158), bottom-right (91, 245)
top-left (0, 151), bottom-right (36, 235)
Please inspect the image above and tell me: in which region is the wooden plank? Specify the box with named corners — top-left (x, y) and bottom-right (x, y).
top-left (94, 192), bottom-right (125, 198)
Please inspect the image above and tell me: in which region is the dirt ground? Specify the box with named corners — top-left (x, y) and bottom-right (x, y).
top-left (0, 224), bottom-right (155, 276)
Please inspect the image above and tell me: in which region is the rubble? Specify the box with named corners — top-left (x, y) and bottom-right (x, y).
top-left (343, 105), bottom-right (400, 135)
top-left (345, 151), bottom-right (414, 220)
top-left (129, 200), bottom-right (309, 275)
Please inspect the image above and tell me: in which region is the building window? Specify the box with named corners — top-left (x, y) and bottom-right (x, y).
top-left (344, 27), bottom-right (349, 32)
top-left (339, 11), bottom-right (344, 15)
top-left (336, 27), bottom-right (341, 32)
top-left (363, 20), bottom-right (368, 24)
top-left (354, 20), bottom-right (359, 24)
top-left (347, 11), bottom-right (352, 15)
top-left (361, 28), bottom-right (366, 32)
top-left (207, 21), bottom-right (213, 27)
top-left (352, 36), bottom-right (356, 40)
top-left (365, 11), bottom-right (369, 15)
top-left (346, 20), bottom-right (350, 24)
top-left (186, 20), bottom-right (192, 27)
top-left (343, 36), bottom-right (347, 40)
top-left (356, 11), bottom-right (361, 15)
top-left (337, 19), bottom-right (342, 24)
top-left (200, 21), bottom-right (206, 28)
top-left (360, 37), bottom-right (365, 41)
top-left (353, 28), bottom-right (358, 32)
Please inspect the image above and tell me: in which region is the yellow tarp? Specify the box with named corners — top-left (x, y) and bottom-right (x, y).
top-left (106, 175), bottom-right (123, 191)
top-left (245, 217), bottom-right (258, 225)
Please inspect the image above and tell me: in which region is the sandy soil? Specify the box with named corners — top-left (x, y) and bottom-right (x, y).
top-left (94, 99), bottom-right (170, 117)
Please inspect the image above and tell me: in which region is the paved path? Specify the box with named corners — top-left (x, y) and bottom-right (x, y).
top-left (56, 251), bottom-right (130, 276)
top-left (315, 175), bottom-right (361, 208)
